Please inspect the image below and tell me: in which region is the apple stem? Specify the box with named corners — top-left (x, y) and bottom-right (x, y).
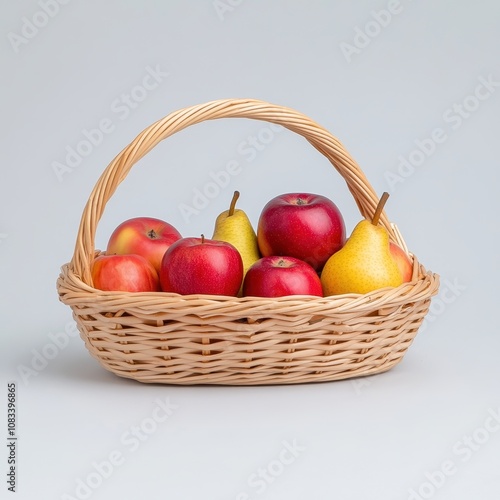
top-left (201, 234), bottom-right (205, 244)
top-left (371, 192), bottom-right (390, 226)
top-left (228, 191), bottom-right (240, 216)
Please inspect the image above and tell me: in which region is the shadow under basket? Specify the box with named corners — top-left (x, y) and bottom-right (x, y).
top-left (56, 98), bottom-right (440, 385)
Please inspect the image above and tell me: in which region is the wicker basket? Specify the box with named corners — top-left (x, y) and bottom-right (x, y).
top-left (56, 98), bottom-right (439, 385)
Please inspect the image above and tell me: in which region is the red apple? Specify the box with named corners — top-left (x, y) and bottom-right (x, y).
top-left (91, 254), bottom-right (160, 292)
top-left (160, 236), bottom-right (243, 296)
top-left (106, 217), bottom-right (182, 273)
top-left (389, 242), bottom-right (413, 282)
top-left (242, 256), bottom-right (323, 298)
top-left (257, 193), bottom-right (346, 271)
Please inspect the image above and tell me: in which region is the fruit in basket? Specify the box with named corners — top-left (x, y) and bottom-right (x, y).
top-left (106, 217), bottom-right (182, 273)
top-left (212, 191), bottom-right (260, 278)
top-left (242, 256), bottom-right (323, 298)
top-left (257, 193), bottom-right (345, 271)
top-left (389, 242), bottom-right (413, 282)
top-left (91, 254), bottom-right (160, 292)
top-left (321, 192), bottom-right (403, 295)
top-left (160, 236), bottom-right (243, 296)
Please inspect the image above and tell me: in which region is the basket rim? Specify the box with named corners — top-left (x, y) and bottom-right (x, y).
top-left (57, 259), bottom-right (440, 313)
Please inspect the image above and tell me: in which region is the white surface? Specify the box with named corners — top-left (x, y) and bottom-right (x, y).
top-left (1, 1), bottom-right (499, 499)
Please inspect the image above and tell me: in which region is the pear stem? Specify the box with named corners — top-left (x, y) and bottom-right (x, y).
top-left (228, 191), bottom-right (240, 216)
top-left (371, 192), bottom-right (390, 226)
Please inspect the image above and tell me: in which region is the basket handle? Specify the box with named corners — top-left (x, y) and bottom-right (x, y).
top-left (70, 98), bottom-right (395, 285)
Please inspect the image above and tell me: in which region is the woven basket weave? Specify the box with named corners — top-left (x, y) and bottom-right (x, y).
top-left (56, 98), bottom-right (439, 385)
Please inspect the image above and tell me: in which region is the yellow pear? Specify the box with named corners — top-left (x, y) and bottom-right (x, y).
top-left (321, 192), bottom-right (403, 295)
top-left (212, 191), bottom-right (260, 277)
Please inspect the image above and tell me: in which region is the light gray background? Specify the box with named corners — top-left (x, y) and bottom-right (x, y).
top-left (1, 1), bottom-right (499, 499)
